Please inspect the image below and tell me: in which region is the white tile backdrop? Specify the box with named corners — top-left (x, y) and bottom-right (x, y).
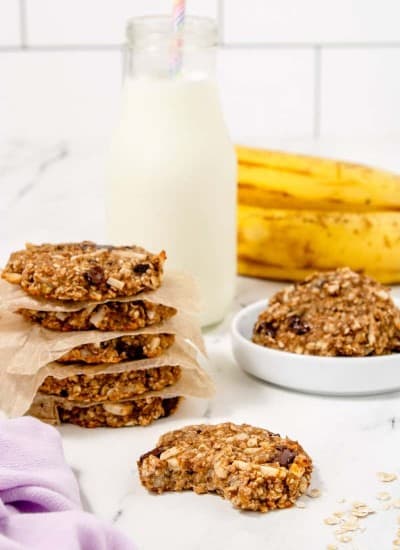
top-left (0, 0), bottom-right (399, 140)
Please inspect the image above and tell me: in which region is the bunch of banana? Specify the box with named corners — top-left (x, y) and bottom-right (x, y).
top-left (236, 145), bottom-right (400, 283)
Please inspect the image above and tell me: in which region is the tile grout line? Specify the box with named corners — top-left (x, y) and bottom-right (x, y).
top-left (0, 44), bottom-right (122, 52)
top-left (313, 46), bottom-right (322, 139)
top-left (217, 0), bottom-right (225, 45)
top-left (221, 42), bottom-right (400, 49)
top-left (0, 42), bottom-right (399, 54)
top-left (19, 0), bottom-right (27, 48)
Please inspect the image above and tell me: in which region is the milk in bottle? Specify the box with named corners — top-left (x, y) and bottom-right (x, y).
top-left (107, 17), bottom-right (236, 325)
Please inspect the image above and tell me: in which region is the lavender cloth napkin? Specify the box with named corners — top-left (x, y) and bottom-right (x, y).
top-left (0, 416), bottom-right (136, 550)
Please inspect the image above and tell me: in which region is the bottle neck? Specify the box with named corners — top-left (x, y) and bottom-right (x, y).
top-left (123, 46), bottom-right (216, 81)
top-left (123, 15), bottom-right (217, 81)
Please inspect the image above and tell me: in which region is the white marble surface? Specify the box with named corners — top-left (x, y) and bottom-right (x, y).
top-left (1, 139), bottom-right (400, 550)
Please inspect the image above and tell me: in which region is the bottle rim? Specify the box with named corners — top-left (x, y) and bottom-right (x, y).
top-left (126, 15), bottom-right (217, 48)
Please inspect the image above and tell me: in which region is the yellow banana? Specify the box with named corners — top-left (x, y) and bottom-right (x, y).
top-left (237, 145), bottom-right (337, 177)
top-left (237, 146), bottom-right (400, 211)
top-left (238, 258), bottom-right (320, 282)
top-left (238, 204), bottom-right (400, 283)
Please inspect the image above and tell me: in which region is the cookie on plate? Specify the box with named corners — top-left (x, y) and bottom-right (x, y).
top-left (2, 241), bottom-right (166, 301)
top-left (138, 422), bottom-right (312, 512)
top-left (253, 267), bottom-right (400, 356)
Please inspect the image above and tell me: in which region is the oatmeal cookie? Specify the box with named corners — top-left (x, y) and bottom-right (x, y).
top-left (58, 334), bottom-right (175, 364)
top-left (39, 365), bottom-right (181, 403)
top-left (57, 396), bottom-right (181, 428)
top-left (138, 422), bottom-right (312, 512)
top-left (18, 301), bottom-right (177, 331)
top-left (253, 268), bottom-right (400, 356)
top-left (2, 241), bottom-right (166, 301)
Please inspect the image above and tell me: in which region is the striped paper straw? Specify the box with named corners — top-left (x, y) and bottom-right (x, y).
top-left (170, 0), bottom-right (185, 75)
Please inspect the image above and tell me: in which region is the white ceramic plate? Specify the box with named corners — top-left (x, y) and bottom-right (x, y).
top-left (231, 298), bottom-right (400, 396)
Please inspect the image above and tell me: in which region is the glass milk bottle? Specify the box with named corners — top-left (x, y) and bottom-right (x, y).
top-left (106, 16), bottom-right (236, 326)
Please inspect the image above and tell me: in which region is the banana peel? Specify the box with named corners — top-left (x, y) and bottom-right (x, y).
top-left (238, 204), bottom-right (400, 283)
top-left (237, 146), bottom-right (400, 212)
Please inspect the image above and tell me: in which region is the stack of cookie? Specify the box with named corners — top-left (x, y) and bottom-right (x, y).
top-left (0, 241), bottom-right (210, 428)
